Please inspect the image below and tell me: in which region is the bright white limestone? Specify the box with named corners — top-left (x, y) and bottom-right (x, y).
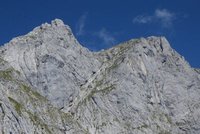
top-left (0, 19), bottom-right (200, 134)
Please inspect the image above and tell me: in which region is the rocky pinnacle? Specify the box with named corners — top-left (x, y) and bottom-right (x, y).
top-left (0, 19), bottom-right (200, 134)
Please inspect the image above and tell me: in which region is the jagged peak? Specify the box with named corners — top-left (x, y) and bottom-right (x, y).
top-left (96, 36), bottom-right (182, 66)
top-left (102, 36), bottom-right (172, 55)
top-left (1, 18), bottom-right (172, 56)
top-left (31, 18), bottom-right (71, 34)
top-left (0, 19), bottom-right (200, 134)
top-left (51, 18), bottom-right (65, 27)
top-left (1, 19), bottom-right (81, 50)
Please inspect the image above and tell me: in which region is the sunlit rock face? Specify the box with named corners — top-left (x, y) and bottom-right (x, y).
top-left (0, 19), bottom-right (200, 134)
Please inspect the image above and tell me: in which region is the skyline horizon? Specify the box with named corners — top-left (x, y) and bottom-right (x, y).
top-left (0, 0), bottom-right (199, 67)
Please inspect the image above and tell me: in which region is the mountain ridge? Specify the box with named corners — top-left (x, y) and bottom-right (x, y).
top-left (0, 19), bottom-right (200, 134)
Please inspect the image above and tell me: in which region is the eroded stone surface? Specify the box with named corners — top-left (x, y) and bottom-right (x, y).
top-left (0, 19), bottom-right (200, 134)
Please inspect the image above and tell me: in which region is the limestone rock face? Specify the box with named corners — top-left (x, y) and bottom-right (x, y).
top-left (0, 19), bottom-right (101, 108)
top-left (0, 19), bottom-right (200, 134)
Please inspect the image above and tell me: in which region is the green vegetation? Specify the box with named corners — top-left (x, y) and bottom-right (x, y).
top-left (0, 68), bottom-right (68, 133)
top-left (114, 39), bottom-right (140, 54)
top-left (165, 114), bottom-right (172, 124)
top-left (87, 84), bottom-right (115, 101)
top-left (123, 121), bottom-right (149, 132)
top-left (0, 58), bottom-right (4, 63)
top-left (158, 130), bottom-right (171, 134)
top-left (15, 70), bottom-right (21, 75)
top-left (20, 84), bottom-right (46, 101)
top-left (152, 111), bottom-right (172, 124)
top-left (106, 60), bottom-right (120, 73)
top-left (0, 69), bottom-right (13, 80)
top-left (95, 79), bottom-right (104, 88)
top-left (140, 124), bottom-right (148, 129)
top-left (60, 112), bottom-right (90, 134)
top-left (98, 85), bottom-right (115, 95)
top-left (133, 124), bottom-right (148, 130)
top-left (28, 35), bottom-right (37, 40)
top-left (8, 95), bottom-right (52, 133)
top-left (27, 111), bottom-right (52, 134)
top-left (151, 111), bottom-right (173, 134)
top-left (0, 66), bottom-right (20, 81)
top-left (8, 97), bottom-right (22, 115)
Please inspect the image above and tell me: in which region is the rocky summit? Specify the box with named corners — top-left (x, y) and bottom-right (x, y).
top-left (0, 19), bottom-right (200, 134)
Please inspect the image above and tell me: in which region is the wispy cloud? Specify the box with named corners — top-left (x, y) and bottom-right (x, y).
top-left (133, 9), bottom-right (175, 28)
top-left (133, 15), bottom-right (153, 24)
top-left (76, 13), bottom-right (88, 36)
top-left (75, 13), bottom-right (117, 49)
top-left (96, 28), bottom-right (117, 47)
top-left (155, 9), bottom-right (175, 28)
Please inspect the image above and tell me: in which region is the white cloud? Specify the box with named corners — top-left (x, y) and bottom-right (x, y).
top-left (75, 13), bottom-right (117, 48)
top-left (76, 13), bottom-right (88, 36)
top-left (155, 9), bottom-right (175, 28)
top-left (97, 28), bottom-right (116, 46)
top-left (133, 9), bottom-right (175, 28)
top-left (133, 15), bottom-right (153, 24)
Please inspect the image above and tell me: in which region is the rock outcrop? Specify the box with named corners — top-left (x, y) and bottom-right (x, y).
top-left (0, 19), bottom-right (200, 134)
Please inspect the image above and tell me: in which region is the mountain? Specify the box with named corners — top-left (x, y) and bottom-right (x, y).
top-left (0, 19), bottom-right (200, 134)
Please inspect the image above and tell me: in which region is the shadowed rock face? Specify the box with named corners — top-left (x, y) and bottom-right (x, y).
top-left (0, 19), bottom-right (200, 134)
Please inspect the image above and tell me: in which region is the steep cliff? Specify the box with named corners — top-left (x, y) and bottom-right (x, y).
top-left (0, 19), bottom-right (200, 134)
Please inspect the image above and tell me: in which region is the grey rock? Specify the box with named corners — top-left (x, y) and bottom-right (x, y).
top-left (0, 19), bottom-right (200, 134)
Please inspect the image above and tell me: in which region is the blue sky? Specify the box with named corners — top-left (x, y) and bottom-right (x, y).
top-left (0, 0), bottom-right (200, 67)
